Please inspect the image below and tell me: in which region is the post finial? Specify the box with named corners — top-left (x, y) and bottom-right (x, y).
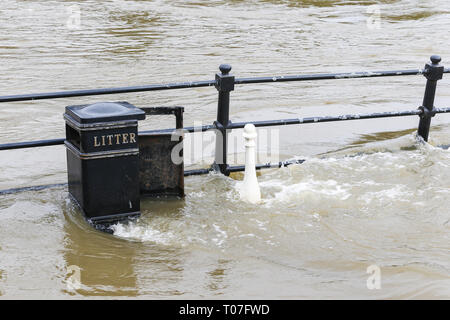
top-left (219, 64), bottom-right (232, 75)
top-left (243, 123), bottom-right (257, 146)
top-left (430, 55), bottom-right (441, 65)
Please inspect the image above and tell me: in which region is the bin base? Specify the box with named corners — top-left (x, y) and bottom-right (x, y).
top-left (68, 193), bottom-right (140, 233)
top-left (89, 212), bottom-right (141, 233)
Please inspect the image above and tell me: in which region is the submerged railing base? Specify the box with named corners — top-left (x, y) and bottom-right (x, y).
top-left (0, 159), bottom-right (305, 196)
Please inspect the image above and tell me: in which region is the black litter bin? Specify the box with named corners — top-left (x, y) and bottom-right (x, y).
top-left (64, 101), bottom-right (145, 225)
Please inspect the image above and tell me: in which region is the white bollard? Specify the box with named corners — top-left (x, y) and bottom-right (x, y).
top-left (240, 124), bottom-right (261, 203)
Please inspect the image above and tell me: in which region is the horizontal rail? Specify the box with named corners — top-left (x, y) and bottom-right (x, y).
top-left (3, 107), bottom-right (450, 152)
top-left (0, 124), bottom-right (218, 150)
top-left (0, 68), bottom-right (449, 104)
top-left (0, 138), bottom-right (65, 150)
top-left (229, 109), bottom-right (426, 129)
top-left (141, 124), bottom-right (216, 135)
top-left (0, 183), bottom-right (68, 195)
top-left (235, 69), bottom-right (426, 85)
top-left (0, 108), bottom-right (450, 151)
top-left (0, 159), bottom-right (305, 195)
top-left (0, 80), bottom-right (216, 103)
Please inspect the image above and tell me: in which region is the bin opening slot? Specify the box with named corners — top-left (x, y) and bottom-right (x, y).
top-left (65, 124), bottom-right (80, 149)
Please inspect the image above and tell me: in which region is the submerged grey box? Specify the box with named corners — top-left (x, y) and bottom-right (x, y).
top-left (139, 106), bottom-right (184, 198)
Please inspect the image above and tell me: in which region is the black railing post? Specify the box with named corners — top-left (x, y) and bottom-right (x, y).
top-left (213, 64), bottom-right (234, 175)
top-left (417, 55), bottom-right (444, 141)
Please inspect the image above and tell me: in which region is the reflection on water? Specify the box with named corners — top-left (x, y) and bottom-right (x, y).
top-left (0, 0), bottom-right (450, 299)
top-left (325, 127), bottom-right (418, 155)
top-left (102, 10), bottom-right (165, 56)
top-left (63, 199), bottom-right (189, 297)
top-left (206, 259), bottom-right (230, 294)
top-left (63, 208), bottom-right (139, 297)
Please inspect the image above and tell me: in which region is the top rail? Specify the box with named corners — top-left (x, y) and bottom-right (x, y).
top-left (0, 68), bottom-right (449, 103)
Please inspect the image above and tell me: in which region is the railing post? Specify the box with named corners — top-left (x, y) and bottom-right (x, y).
top-left (417, 55), bottom-right (444, 141)
top-left (213, 64), bottom-right (234, 175)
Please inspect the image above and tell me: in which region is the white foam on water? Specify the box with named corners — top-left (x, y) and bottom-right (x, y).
top-left (255, 139), bottom-right (450, 211)
top-left (261, 177), bottom-right (351, 207)
top-left (211, 223), bottom-right (228, 247)
top-left (111, 221), bottom-right (174, 245)
top-left (359, 185), bottom-right (412, 205)
top-left (188, 190), bottom-right (207, 198)
top-left (111, 136), bottom-right (450, 261)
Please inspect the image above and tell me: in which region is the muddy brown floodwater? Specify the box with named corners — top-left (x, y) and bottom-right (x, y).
top-left (0, 0), bottom-right (449, 299)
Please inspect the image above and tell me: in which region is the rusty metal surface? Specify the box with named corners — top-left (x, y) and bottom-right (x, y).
top-left (138, 106), bottom-right (184, 198)
top-left (139, 134), bottom-right (184, 197)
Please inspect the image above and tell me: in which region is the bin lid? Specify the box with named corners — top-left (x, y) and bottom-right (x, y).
top-left (65, 101), bottom-right (146, 124)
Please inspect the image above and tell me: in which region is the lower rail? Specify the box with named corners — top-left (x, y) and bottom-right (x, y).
top-left (2, 107), bottom-right (449, 151)
top-left (0, 159), bottom-right (305, 195)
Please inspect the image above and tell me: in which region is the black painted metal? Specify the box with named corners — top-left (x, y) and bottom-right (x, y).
top-left (229, 109), bottom-right (425, 129)
top-left (64, 102), bottom-right (144, 224)
top-left (0, 183), bottom-right (68, 196)
top-left (213, 64), bottom-right (234, 176)
top-left (0, 81), bottom-right (216, 103)
top-left (0, 124), bottom-right (214, 151)
top-left (227, 159), bottom-right (306, 173)
top-left (0, 138), bottom-right (65, 151)
top-left (417, 55), bottom-right (445, 141)
top-left (184, 159), bottom-right (306, 176)
top-left (234, 69), bottom-right (426, 85)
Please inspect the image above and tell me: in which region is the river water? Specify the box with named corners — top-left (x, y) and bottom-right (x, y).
top-left (0, 0), bottom-right (449, 299)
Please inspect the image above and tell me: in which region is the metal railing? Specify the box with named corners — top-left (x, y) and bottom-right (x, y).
top-left (0, 55), bottom-right (449, 184)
